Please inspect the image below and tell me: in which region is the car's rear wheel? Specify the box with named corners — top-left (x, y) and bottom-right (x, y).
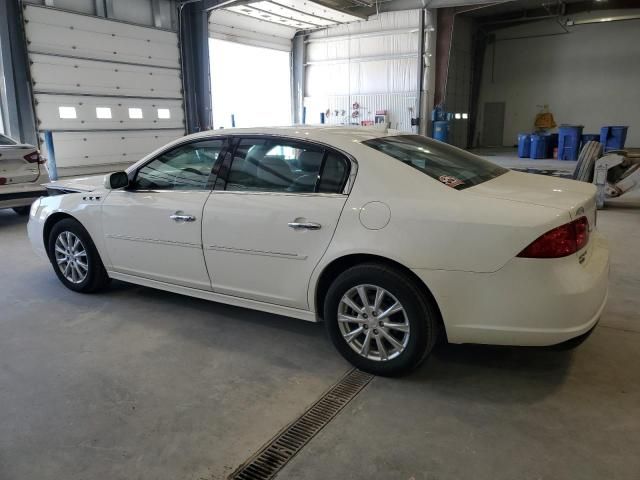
top-left (324, 263), bottom-right (440, 376)
top-left (47, 218), bottom-right (109, 293)
top-left (13, 206), bottom-right (30, 216)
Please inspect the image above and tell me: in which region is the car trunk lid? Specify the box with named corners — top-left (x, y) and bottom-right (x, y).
top-left (0, 145), bottom-right (40, 185)
top-left (467, 170), bottom-right (597, 228)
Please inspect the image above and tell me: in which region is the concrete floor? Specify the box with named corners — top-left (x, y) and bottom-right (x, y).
top-left (1, 197), bottom-right (639, 480)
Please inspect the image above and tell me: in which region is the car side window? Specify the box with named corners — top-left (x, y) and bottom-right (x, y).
top-left (318, 152), bottom-right (349, 194)
top-left (226, 139), bottom-right (324, 193)
top-left (133, 139), bottom-right (224, 191)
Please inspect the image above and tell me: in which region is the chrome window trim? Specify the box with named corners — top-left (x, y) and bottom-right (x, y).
top-left (127, 133), bottom-right (358, 196)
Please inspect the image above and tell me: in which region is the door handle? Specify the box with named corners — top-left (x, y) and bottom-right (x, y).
top-left (170, 211), bottom-right (196, 222)
top-left (288, 221), bottom-right (321, 230)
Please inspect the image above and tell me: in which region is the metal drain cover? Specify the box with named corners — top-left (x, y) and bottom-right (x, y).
top-left (230, 368), bottom-right (374, 480)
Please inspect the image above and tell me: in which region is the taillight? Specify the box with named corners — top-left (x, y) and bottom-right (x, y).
top-left (517, 216), bottom-right (590, 258)
top-left (24, 151), bottom-right (45, 164)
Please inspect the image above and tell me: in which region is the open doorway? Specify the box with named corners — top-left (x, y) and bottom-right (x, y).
top-left (209, 38), bottom-right (291, 129)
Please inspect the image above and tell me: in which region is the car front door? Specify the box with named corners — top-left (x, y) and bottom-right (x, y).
top-left (101, 138), bottom-right (226, 290)
top-left (202, 136), bottom-right (352, 309)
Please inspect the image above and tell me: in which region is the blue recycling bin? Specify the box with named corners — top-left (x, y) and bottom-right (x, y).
top-left (558, 125), bottom-right (584, 160)
top-left (433, 121), bottom-right (450, 143)
top-left (600, 126), bottom-right (628, 152)
top-left (530, 134), bottom-right (548, 159)
top-left (517, 134), bottom-right (531, 158)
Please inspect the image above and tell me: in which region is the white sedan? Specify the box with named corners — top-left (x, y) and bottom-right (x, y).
top-left (28, 127), bottom-right (609, 376)
top-left (0, 133), bottom-right (49, 215)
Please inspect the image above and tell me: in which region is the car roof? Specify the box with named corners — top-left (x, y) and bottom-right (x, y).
top-left (180, 125), bottom-right (403, 149)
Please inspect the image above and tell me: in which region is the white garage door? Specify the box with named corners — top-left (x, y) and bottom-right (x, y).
top-left (23, 4), bottom-right (185, 177)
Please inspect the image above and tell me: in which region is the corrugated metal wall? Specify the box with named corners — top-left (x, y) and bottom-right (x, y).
top-left (304, 10), bottom-right (432, 133)
top-left (23, 3), bottom-right (184, 177)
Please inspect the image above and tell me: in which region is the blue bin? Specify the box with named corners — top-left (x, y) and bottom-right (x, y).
top-left (600, 126), bottom-right (628, 152)
top-left (517, 134), bottom-right (531, 158)
top-left (433, 120), bottom-right (450, 143)
top-left (558, 125), bottom-right (584, 160)
top-left (530, 134), bottom-right (548, 159)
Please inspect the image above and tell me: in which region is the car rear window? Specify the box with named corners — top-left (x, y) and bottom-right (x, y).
top-left (362, 134), bottom-right (507, 190)
top-left (0, 133), bottom-right (17, 145)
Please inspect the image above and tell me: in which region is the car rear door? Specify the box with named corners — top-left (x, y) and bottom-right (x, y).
top-left (202, 136), bottom-right (352, 309)
top-left (101, 138), bottom-right (227, 290)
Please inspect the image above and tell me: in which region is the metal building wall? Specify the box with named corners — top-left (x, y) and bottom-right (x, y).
top-left (304, 10), bottom-right (434, 133)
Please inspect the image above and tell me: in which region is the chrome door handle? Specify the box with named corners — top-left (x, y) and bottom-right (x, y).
top-left (170, 212), bottom-right (196, 222)
top-left (288, 221), bottom-right (321, 230)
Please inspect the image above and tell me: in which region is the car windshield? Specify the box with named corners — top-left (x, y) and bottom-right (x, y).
top-left (362, 134), bottom-right (507, 190)
top-left (0, 133), bottom-right (17, 146)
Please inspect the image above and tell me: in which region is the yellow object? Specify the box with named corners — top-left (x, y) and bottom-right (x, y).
top-left (535, 111), bottom-right (557, 129)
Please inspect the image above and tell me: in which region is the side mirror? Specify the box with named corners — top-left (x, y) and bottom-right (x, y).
top-left (104, 171), bottom-right (129, 190)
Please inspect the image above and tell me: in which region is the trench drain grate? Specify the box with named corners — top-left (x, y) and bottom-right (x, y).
top-left (229, 368), bottom-right (374, 480)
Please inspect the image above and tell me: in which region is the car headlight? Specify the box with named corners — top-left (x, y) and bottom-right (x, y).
top-left (30, 198), bottom-right (41, 217)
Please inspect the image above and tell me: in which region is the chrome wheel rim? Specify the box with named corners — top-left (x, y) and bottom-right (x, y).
top-left (54, 231), bottom-right (88, 284)
top-left (338, 284), bottom-right (410, 362)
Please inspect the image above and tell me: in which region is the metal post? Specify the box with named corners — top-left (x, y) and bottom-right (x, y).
top-left (179, 1), bottom-right (213, 133)
top-left (415, 9), bottom-right (425, 134)
top-left (0, 0), bottom-right (38, 145)
top-left (291, 32), bottom-right (305, 125)
top-left (43, 131), bottom-right (58, 181)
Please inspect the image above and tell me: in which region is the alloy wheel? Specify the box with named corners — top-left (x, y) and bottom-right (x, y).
top-left (337, 284), bottom-right (410, 361)
top-left (54, 231), bottom-right (88, 284)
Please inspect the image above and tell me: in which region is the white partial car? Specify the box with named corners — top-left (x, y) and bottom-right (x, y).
top-left (28, 127), bottom-right (609, 376)
top-left (0, 133), bottom-right (49, 215)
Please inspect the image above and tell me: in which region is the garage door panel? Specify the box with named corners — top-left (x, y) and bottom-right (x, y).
top-left (30, 54), bottom-right (182, 99)
top-left (24, 4), bottom-right (185, 177)
top-left (24, 5), bottom-right (179, 68)
top-left (35, 94), bottom-right (184, 130)
top-left (40, 130), bottom-right (184, 174)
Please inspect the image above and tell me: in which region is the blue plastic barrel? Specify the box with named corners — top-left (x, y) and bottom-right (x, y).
top-left (433, 120), bottom-right (450, 143)
top-left (600, 126), bottom-right (628, 152)
top-left (558, 125), bottom-right (584, 160)
top-left (530, 134), bottom-right (548, 159)
top-left (517, 134), bottom-right (531, 158)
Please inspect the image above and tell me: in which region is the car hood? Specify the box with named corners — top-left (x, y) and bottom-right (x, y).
top-left (467, 170), bottom-right (597, 221)
top-left (46, 174), bottom-right (106, 193)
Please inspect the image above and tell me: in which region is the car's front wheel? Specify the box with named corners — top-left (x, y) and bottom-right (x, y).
top-left (47, 218), bottom-right (109, 293)
top-left (324, 263), bottom-right (440, 376)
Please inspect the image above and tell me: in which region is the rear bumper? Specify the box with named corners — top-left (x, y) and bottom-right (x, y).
top-left (413, 231), bottom-right (609, 346)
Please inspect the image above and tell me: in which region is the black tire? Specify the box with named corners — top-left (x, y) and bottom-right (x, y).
top-left (324, 263), bottom-right (440, 377)
top-left (13, 206), bottom-right (30, 216)
top-left (47, 218), bottom-right (110, 293)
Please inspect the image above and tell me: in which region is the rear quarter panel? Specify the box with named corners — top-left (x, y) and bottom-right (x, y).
top-left (308, 143), bottom-right (571, 310)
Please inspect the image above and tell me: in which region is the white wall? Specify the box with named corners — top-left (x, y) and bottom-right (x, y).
top-left (304, 10), bottom-right (434, 133)
top-left (476, 12), bottom-right (640, 147)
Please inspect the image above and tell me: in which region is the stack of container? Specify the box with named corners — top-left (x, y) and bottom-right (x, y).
top-left (600, 126), bottom-right (629, 152)
top-left (516, 125), bottom-right (629, 160)
top-left (517, 133), bottom-right (552, 159)
top-left (558, 125), bottom-right (583, 160)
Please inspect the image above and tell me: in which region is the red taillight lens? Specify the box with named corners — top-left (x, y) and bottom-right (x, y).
top-left (517, 216), bottom-right (590, 258)
top-left (24, 151), bottom-right (43, 164)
